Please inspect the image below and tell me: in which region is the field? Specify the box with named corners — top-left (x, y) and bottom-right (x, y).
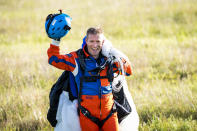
top-left (0, 0), bottom-right (197, 130)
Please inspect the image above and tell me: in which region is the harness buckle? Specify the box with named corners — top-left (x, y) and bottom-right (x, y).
top-left (84, 110), bottom-right (88, 116)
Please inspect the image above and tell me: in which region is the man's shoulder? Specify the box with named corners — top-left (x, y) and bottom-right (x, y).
top-left (69, 49), bottom-right (82, 58)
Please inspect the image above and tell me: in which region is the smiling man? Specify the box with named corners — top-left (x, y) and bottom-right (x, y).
top-left (86, 28), bottom-right (104, 59)
top-left (47, 27), bottom-right (132, 131)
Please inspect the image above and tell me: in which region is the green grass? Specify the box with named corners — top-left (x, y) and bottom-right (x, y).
top-left (0, 0), bottom-right (197, 130)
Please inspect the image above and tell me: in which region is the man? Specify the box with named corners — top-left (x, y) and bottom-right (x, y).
top-left (47, 27), bottom-right (132, 131)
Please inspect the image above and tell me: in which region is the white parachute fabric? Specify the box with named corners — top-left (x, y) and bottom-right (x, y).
top-left (55, 91), bottom-right (81, 131)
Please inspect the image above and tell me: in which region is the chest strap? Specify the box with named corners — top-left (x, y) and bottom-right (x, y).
top-left (82, 75), bottom-right (108, 82)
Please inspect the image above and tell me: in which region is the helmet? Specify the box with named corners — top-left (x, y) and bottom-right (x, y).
top-left (45, 10), bottom-right (72, 40)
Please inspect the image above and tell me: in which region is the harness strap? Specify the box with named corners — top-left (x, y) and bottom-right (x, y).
top-left (83, 76), bottom-right (108, 82)
top-left (79, 104), bottom-right (116, 128)
top-left (78, 105), bottom-right (100, 126)
top-left (99, 103), bottom-right (116, 127)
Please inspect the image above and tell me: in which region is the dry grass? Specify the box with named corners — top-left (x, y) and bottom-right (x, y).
top-left (0, 0), bottom-right (197, 130)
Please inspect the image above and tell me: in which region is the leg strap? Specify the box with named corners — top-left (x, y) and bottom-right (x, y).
top-left (79, 104), bottom-right (116, 128)
top-left (79, 105), bottom-right (100, 126)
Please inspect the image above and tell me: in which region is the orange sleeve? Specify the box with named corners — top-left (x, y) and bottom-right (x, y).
top-left (113, 58), bottom-right (132, 76)
top-left (47, 44), bottom-right (77, 72)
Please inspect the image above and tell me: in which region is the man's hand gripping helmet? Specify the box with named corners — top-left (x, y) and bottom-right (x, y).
top-left (45, 10), bottom-right (71, 40)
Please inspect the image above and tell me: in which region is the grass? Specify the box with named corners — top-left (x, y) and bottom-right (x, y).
top-left (0, 0), bottom-right (197, 130)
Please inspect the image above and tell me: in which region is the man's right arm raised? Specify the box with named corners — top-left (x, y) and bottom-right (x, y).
top-left (47, 40), bottom-right (77, 72)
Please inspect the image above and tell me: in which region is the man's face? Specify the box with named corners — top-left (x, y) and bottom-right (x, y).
top-left (86, 34), bottom-right (104, 59)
